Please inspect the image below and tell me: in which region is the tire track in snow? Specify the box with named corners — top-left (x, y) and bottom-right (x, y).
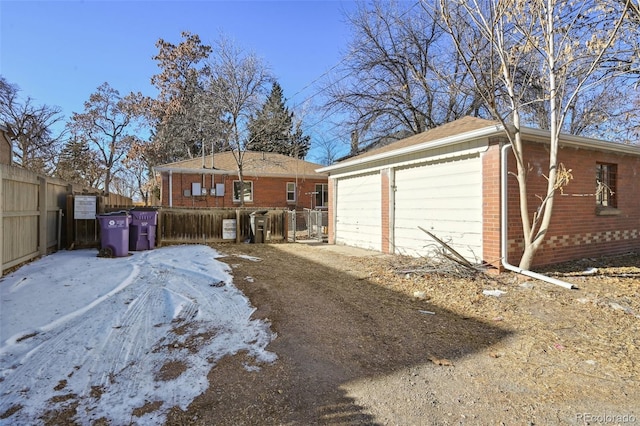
top-left (0, 246), bottom-right (276, 425)
top-left (0, 263), bottom-right (141, 419)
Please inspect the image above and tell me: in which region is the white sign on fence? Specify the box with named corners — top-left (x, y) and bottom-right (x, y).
top-left (74, 195), bottom-right (97, 220)
top-left (222, 219), bottom-right (237, 240)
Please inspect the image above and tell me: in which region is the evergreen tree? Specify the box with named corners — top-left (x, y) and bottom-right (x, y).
top-left (247, 82), bottom-right (310, 158)
top-left (55, 137), bottom-right (103, 188)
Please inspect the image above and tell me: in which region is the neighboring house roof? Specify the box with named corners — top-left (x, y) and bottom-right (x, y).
top-left (154, 150), bottom-right (327, 179)
top-left (318, 116), bottom-right (640, 174)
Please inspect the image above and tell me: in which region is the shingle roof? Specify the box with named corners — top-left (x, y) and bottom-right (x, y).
top-left (156, 150), bottom-right (326, 177)
top-left (349, 116), bottom-right (500, 161)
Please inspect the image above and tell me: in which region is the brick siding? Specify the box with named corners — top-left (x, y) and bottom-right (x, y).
top-left (161, 172), bottom-right (328, 210)
top-left (482, 140), bottom-right (503, 267)
top-left (484, 140), bottom-right (640, 269)
top-left (328, 177), bottom-right (335, 244)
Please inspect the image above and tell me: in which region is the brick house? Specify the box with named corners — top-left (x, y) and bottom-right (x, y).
top-left (154, 151), bottom-right (329, 210)
top-left (317, 116), bottom-right (640, 268)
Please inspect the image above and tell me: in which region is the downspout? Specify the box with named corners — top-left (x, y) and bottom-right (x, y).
top-left (500, 143), bottom-right (575, 289)
top-left (388, 168), bottom-right (395, 255)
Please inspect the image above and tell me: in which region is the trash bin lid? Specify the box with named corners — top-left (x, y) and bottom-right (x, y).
top-left (98, 210), bottom-right (130, 217)
top-left (130, 207), bottom-right (159, 211)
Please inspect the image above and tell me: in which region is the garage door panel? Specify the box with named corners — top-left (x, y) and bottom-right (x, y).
top-left (394, 156), bottom-right (482, 261)
top-left (401, 175), bottom-right (482, 191)
top-left (336, 173), bottom-right (381, 251)
top-left (398, 198), bottom-right (482, 215)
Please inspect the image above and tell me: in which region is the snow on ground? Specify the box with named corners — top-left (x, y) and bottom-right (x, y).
top-left (0, 245), bottom-right (276, 424)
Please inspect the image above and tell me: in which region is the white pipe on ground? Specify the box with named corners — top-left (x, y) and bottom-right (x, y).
top-left (500, 143), bottom-right (575, 289)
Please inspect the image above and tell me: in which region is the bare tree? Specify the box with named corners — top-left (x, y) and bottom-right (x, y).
top-left (439, 0), bottom-right (634, 269)
top-left (0, 77), bottom-right (65, 174)
top-left (207, 35), bottom-right (272, 205)
top-left (122, 140), bottom-right (156, 205)
top-left (309, 134), bottom-right (342, 166)
top-left (68, 82), bottom-right (142, 194)
top-left (146, 32), bottom-right (226, 164)
top-left (322, 0), bottom-right (487, 150)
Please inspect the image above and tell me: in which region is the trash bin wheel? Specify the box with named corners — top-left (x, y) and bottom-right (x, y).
top-left (98, 247), bottom-right (114, 258)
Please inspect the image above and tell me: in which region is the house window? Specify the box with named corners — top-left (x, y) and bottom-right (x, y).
top-left (286, 182), bottom-right (296, 202)
top-left (596, 163), bottom-right (617, 208)
top-left (233, 180), bottom-right (253, 203)
top-left (315, 183), bottom-right (328, 208)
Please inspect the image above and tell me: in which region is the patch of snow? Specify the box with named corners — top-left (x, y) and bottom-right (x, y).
top-left (234, 254), bottom-right (262, 262)
top-left (0, 245), bottom-right (276, 424)
top-left (482, 289), bottom-right (506, 297)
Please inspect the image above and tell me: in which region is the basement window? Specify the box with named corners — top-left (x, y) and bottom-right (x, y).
top-left (596, 163), bottom-right (619, 214)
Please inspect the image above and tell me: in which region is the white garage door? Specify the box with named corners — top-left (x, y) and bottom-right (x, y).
top-left (336, 172), bottom-right (381, 251)
top-left (393, 155), bottom-right (482, 262)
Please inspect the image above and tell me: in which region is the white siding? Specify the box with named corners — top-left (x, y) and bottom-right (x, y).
top-left (335, 172), bottom-right (381, 251)
top-left (393, 154), bottom-right (482, 261)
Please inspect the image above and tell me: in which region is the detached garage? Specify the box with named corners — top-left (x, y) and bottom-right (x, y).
top-left (317, 116), bottom-right (640, 269)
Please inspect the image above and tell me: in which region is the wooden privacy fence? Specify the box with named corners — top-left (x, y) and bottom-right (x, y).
top-left (159, 207), bottom-right (287, 245)
top-left (1, 164), bottom-right (132, 276)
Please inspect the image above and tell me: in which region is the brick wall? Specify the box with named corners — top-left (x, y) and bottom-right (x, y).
top-left (482, 140), bottom-right (503, 268)
top-left (327, 177), bottom-right (335, 244)
top-left (161, 172), bottom-right (328, 210)
top-left (499, 141), bottom-right (640, 268)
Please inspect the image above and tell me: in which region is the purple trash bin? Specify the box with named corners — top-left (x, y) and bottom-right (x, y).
top-left (129, 208), bottom-right (158, 251)
top-left (97, 211), bottom-right (131, 257)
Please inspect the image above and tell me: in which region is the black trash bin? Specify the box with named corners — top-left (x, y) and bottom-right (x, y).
top-left (97, 211), bottom-right (131, 257)
top-left (129, 208), bottom-right (158, 251)
top-left (250, 211), bottom-right (268, 243)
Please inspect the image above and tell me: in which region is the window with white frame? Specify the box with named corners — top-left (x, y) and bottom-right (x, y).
top-left (286, 182), bottom-right (296, 202)
top-left (233, 180), bottom-right (253, 203)
top-left (315, 183), bottom-right (328, 208)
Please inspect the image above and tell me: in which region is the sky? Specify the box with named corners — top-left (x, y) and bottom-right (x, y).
top-left (0, 244), bottom-right (275, 424)
top-left (0, 0), bottom-right (358, 162)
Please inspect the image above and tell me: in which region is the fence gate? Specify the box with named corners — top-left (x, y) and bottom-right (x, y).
top-left (287, 209), bottom-right (328, 242)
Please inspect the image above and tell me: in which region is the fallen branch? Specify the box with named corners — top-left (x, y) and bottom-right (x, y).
top-left (388, 228), bottom-right (497, 281)
top-left (418, 227), bottom-right (474, 268)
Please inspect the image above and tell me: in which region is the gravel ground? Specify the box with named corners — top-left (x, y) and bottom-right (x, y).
top-left (163, 243), bottom-right (639, 426)
top-left (16, 242), bottom-right (637, 425)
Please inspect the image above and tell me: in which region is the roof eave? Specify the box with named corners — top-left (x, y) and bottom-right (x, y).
top-left (316, 124), bottom-right (504, 174)
top-left (521, 127), bottom-right (640, 156)
top-left (316, 124), bottom-right (640, 175)
top-left (153, 166), bottom-right (325, 179)
top-left (154, 167), bottom-right (230, 175)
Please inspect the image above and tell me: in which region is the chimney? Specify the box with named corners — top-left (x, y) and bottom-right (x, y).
top-left (350, 130), bottom-right (358, 155)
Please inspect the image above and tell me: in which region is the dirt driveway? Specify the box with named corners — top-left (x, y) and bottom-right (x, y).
top-left (166, 242), bottom-right (639, 425)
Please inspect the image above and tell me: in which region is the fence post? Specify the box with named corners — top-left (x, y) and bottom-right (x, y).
top-left (316, 210), bottom-right (322, 242)
top-left (38, 176), bottom-right (47, 256)
top-left (235, 209), bottom-right (241, 244)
